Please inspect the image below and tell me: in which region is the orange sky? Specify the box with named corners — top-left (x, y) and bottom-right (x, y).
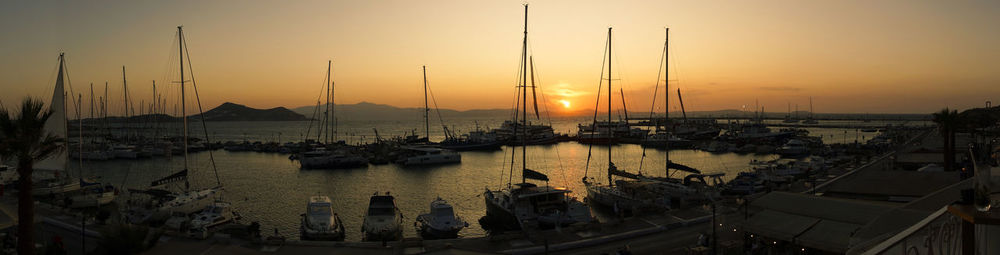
top-left (2, 0), bottom-right (999, 115)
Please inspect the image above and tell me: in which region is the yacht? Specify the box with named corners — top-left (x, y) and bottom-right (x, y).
top-left (576, 121), bottom-right (647, 144)
top-left (362, 192), bottom-right (403, 241)
top-left (492, 120), bottom-right (558, 145)
top-left (299, 148), bottom-right (368, 169)
top-left (641, 131), bottom-right (692, 149)
top-left (300, 196), bottom-right (345, 241)
top-left (439, 128), bottom-right (502, 151)
top-left (396, 147), bottom-right (461, 166)
top-left (415, 197), bottom-right (468, 239)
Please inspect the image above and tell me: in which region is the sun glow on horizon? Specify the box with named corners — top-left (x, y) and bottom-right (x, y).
top-left (560, 100), bottom-right (571, 109)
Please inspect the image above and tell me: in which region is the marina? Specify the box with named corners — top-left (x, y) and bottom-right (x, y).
top-left (2, 1), bottom-right (999, 254)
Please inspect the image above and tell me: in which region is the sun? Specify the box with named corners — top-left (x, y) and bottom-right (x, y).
top-left (559, 100), bottom-right (571, 109)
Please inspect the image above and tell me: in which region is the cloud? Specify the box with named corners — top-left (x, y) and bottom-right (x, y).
top-left (758, 86), bottom-right (802, 92)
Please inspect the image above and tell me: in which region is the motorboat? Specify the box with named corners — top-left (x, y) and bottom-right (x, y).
top-left (187, 202), bottom-right (235, 239)
top-left (396, 147), bottom-right (461, 166)
top-left (777, 139), bottom-right (809, 157)
top-left (415, 197), bottom-right (468, 239)
top-left (300, 196), bottom-right (345, 241)
top-left (362, 192), bottom-right (403, 241)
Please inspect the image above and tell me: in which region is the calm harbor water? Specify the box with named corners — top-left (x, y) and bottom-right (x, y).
top-left (67, 117), bottom-right (917, 241)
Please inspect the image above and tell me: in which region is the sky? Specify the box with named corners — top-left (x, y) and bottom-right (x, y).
top-left (1, 0), bottom-right (999, 116)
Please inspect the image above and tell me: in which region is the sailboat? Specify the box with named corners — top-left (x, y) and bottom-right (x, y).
top-left (583, 28), bottom-right (673, 214)
top-left (782, 102), bottom-right (799, 123)
top-left (585, 29), bottom-right (720, 214)
top-left (482, 5), bottom-right (591, 231)
top-left (396, 66), bottom-right (462, 165)
top-left (124, 26), bottom-right (222, 224)
top-left (490, 46), bottom-right (558, 145)
top-left (298, 60), bottom-right (368, 169)
top-left (32, 53), bottom-right (82, 195)
top-left (69, 89), bottom-right (117, 208)
top-left (802, 97), bottom-right (819, 124)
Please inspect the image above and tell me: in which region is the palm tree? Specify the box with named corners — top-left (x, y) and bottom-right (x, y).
top-left (931, 108), bottom-right (959, 171)
top-left (0, 97), bottom-right (64, 255)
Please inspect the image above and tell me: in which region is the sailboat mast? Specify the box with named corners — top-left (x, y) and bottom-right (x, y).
top-left (607, 27), bottom-right (613, 186)
top-left (330, 60), bottom-right (338, 142)
top-left (179, 26), bottom-right (189, 175)
top-left (89, 83), bottom-right (94, 143)
top-left (122, 66), bottom-right (128, 144)
top-left (78, 94), bottom-right (84, 178)
top-left (326, 60), bottom-right (331, 144)
top-left (665, 28), bottom-right (670, 174)
top-left (678, 88), bottom-right (688, 120)
top-left (423, 65), bottom-right (429, 141)
top-left (809, 96), bottom-right (814, 119)
top-left (520, 4), bottom-right (528, 184)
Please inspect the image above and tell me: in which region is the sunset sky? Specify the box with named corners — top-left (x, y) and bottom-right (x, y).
top-left (2, 0), bottom-right (998, 115)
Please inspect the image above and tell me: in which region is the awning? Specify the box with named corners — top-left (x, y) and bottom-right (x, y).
top-left (744, 210), bottom-right (820, 241)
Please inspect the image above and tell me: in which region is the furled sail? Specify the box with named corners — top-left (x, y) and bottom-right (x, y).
top-left (669, 161), bottom-right (700, 174)
top-left (151, 169), bottom-right (188, 187)
top-left (523, 168), bottom-right (548, 181)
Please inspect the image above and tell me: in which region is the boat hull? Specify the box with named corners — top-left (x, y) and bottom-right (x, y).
top-left (585, 184), bottom-right (668, 215)
top-left (69, 191), bottom-right (116, 208)
top-left (480, 190), bottom-right (521, 231)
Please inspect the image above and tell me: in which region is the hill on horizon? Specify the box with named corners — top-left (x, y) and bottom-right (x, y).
top-left (290, 102), bottom-right (931, 121)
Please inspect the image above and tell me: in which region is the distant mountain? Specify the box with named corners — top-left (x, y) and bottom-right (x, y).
top-left (291, 102), bottom-right (513, 121)
top-left (190, 102), bottom-right (308, 121)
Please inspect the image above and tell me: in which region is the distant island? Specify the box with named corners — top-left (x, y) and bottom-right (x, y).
top-left (78, 102), bottom-right (309, 122)
top-left (190, 102), bottom-right (308, 121)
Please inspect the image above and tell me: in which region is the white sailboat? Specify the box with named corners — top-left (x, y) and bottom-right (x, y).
top-left (482, 5), bottom-right (591, 231)
top-left (298, 60), bottom-right (369, 169)
top-left (69, 91), bottom-right (117, 208)
top-left (583, 28), bottom-right (673, 214)
top-left (124, 26), bottom-right (223, 224)
top-left (33, 53), bottom-right (81, 195)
